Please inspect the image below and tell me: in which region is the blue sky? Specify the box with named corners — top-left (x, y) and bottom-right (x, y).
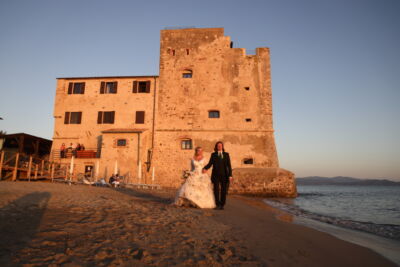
top-left (0, 0), bottom-right (399, 180)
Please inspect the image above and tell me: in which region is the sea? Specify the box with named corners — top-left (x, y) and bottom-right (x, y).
top-left (264, 185), bottom-right (400, 264)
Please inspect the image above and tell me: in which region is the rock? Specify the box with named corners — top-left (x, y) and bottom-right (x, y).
top-left (230, 168), bottom-right (297, 197)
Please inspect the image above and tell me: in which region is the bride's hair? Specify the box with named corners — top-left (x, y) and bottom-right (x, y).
top-left (194, 147), bottom-right (202, 156)
top-left (214, 141), bottom-right (225, 152)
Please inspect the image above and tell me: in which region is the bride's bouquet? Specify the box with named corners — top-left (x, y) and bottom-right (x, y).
top-left (182, 170), bottom-right (191, 180)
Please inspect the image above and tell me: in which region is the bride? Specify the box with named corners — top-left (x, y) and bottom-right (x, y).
top-left (174, 147), bottom-right (216, 209)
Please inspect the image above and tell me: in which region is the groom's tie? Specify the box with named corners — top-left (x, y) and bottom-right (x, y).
top-left (219, 152), bottom-right (223, 159)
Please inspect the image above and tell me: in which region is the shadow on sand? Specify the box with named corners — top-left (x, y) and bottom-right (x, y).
top-left (0, 192), bottom-right (51, 266)
top-left (110, 187), bottom-right (173, 205)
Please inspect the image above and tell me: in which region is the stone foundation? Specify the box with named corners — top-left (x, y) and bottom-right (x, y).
top-left (229, 168), bottom-right (297, 198)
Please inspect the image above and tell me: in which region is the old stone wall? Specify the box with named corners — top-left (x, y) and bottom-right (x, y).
top-left (229, 168), bottom-right (297, 197)
top-left (152, 131), bottom-right (279, 187)
top-left (152, 27), bottom-right (284, 190)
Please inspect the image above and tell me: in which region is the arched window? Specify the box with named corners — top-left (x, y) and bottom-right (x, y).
top-left (182, 70), bottom-right (192, 78)
top-left (181, 139), bottom-right (193, 150)
top-left (243, 158), bottom-right (254, 164)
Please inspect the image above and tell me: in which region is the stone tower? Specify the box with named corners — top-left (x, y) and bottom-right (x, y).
top-left (152, 28), bottom-right (295, 196)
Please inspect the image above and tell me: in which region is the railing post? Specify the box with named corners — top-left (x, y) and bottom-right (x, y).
top-left (0, 151), bottom-right (4, 180)
top-left (27, 156), bottom-right (32, 181)
top-left (12, 152), bottom-right (19, 181)
top-left (40, 160), bottom-right (44, 177)
top-left (34, 164), bottom-right (38, 180)
top-left (51, 163), bottom-right (55, 182)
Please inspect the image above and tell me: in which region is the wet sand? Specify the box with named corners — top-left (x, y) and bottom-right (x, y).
top-left (0, 182), bottom-right (396, 266)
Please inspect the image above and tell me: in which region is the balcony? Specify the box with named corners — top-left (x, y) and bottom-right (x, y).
top-left (52, 148), bottom-right (100, 160)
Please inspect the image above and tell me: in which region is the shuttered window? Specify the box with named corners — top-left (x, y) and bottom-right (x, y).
top-left (67, 82), bottom-right (85, 94)
top-left (135, 111), bottom-right (145, 124)
top-left (100, 82), bottom-right (117, 94)
top-left (64, 112), bottom-right (82, 124)
top-left (133, 81), bottom-right (150, 93)
top-left (97, 111), bottom-right (115, 124)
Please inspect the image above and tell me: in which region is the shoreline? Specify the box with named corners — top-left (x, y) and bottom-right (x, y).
top-left (293, 216), bottom-right (400, 265)
top-left (259, 197), bottom-right (400, 265)
top-left (0, 181), bottom-right (396, 266)
top-left (216, 195), bottom-right (397, 266)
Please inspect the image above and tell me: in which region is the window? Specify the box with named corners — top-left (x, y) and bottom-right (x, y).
top-left (117, 139), bottom-right (127, 147)
top-left (208, 110), bottom-right (220, 118)
top-left (100, 82), bottom-right (117, 94)
top-left (68, 82), bottom-right (85, 94)
top-left (167, 48), bottom-right (175, 56)
top-left (135, 111), bottom-right (145, 124)
top-left (132, 81), bottom-right (150, 93)
top-left (243, 158), bottom-right (254, 164)
top-left (181, 139), bottom-right (192, 150)
top-left (245, 118), bottom-right (252, 122)
top-left (97, 111), bottom-right (115, 124)
top-left (186, 49), bottom-right (190, 55)
top-left (182, 70), bottom-right (192, 78)
top-left (64, 112), bottom-right (82, 124)
top-left (245, 87), bottom-right (250, 91)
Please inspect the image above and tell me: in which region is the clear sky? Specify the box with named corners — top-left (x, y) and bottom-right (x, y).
top-left (0, 0), bottom-right (399, 180)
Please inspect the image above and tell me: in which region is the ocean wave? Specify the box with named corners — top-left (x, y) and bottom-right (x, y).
top-left (264, 199), bottom-right (400, 241)
top-left (297, 193), bottom-right (325, 197)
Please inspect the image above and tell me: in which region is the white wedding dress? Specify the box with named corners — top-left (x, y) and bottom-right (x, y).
top-left (174, 158), bottom-right (216, 209)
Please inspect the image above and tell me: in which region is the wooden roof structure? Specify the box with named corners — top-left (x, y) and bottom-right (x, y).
top-left (0, 133), bottom-right (52, 158)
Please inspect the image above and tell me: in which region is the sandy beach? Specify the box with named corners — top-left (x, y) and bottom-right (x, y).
top-left (0, 182), bottom-right (396, 266)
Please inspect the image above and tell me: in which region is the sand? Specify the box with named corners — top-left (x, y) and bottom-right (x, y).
top-left (0, 182), bottom-right (396, 266)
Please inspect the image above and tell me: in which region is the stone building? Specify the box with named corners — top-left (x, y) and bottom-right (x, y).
top-left (51, 27), bottom-right (297, 197)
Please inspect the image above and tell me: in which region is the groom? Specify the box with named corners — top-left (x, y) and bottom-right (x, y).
top-left (202, 141), bottom-right (232, 210)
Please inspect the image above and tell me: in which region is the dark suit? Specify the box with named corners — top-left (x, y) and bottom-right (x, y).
top-left (203, 151), bottom-right (232, 207)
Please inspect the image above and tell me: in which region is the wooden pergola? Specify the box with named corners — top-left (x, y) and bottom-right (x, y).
top-left (0, 133), bottom-right (52, 158)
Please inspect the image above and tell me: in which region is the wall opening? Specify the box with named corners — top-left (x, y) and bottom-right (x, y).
top-left (117, 139), bottom-right (127, 147)
top-left (97, 111), bottom-right (115, 124)
top-left (182, 70), bottom-right (192, 78)
top-left (64, 112), bottom-right (82, 124)
top-left (135, 111), bottom-right (145, 124)
top-left (68, 82), bottom-right (85, 94)
top-left (208, 110), bottom-right (220, 118)
top-left (181, 139), bottom-right (193, 150)
top-left (243, 158), bottom-right (254, 165)
top-left (100, 81), bottom-right (117, 94)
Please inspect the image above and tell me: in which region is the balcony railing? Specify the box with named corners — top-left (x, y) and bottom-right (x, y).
top-left (52, 148), bottom-right (100, 160)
